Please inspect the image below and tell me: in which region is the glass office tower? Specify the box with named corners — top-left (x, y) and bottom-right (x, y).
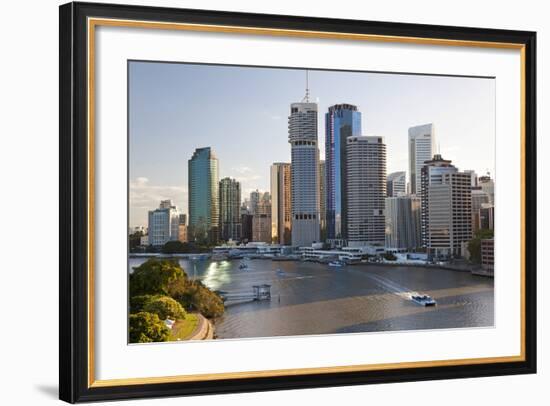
top-left (325, 104), bottom-right (362, 243)
top-left (188, 147), bottom-right (219, 244)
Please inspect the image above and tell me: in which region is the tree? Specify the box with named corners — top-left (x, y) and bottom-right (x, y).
top-left (144, 296), bottom-right (187, 320)
top-left (162, 240), bottom-right (187, 254)
top-left (383, 252), bottom-right (397, 261)
top-left (130, 258), bottom-right (185, 297)
top-left (129, 312), bottom-right (170, 343)
top-left (130, 294), bottom-right (156, 313)
top-left (170, 280), bottom-right (224, 319)
top-left (468, 228), bottom-right (494, 264)
top-left (129, 230), bottom-right (144, 251)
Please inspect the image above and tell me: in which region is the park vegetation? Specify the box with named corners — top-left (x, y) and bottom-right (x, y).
top-left (128, 258), bottom-right (224, 343)
top-left (468, 228), bottom-right (494, 264)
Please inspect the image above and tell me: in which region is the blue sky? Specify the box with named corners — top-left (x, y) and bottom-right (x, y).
top-left (129, 61), bottom-right (495, 228)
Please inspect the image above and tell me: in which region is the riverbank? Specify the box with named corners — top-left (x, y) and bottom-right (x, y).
top-left (170, 313), bottom-right (214, 341)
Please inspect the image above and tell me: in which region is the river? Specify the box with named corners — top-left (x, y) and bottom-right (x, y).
top-left (128, 257), bottom-right (494, 340)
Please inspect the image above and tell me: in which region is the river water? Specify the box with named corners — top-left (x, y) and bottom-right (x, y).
top-left (128, 257), bottom-right (494, 339)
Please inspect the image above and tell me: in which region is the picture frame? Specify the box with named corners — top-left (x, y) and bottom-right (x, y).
top-left (59, 1), bottom-right (537, 403)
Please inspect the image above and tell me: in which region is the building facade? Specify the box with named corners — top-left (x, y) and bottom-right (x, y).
top-left (219, 177), bottom-right (242, 242)
top-left (471, 188), bottom-right (491, 233)
top-left (386, 171), bottom-right (407, 197)
top-left (252, 192), bottom-right (272, 243)
top-left (481, 238), bottom-right (494, 272)
top-left (147, 200), bottom-right (180, 246)
top-left (385, 196), bottom-right (421, 251)
top-left (346, 136), bottom-right (387, 246)
top-left (319, 160), bottom-right (326, 242)
top-left (408, 123), bottom-right (434, 196)
top-left (288, 101), bottom-right (320, 246)
top-left (270, 163), bottom-right (292, 245)
top-left (478, 175), bottom-right (495, 204)
top-left (324, 104), bottom-right (362, 242)
top-left (421, 155), bottom-right (472, 259)
top-left (188, 147), bottom-right (219, 244)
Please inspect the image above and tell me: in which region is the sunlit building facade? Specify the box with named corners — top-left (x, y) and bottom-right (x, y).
top-left (219, 177), bottom-right (242, 242)
top-left (408, 123), bottom-right (434, 196)
top-left (271, 163), bottom-right (292, 245)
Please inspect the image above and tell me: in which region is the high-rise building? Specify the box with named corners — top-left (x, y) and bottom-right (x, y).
top-left (478, 175), bottom-right (495, 204)
top-left (188, 147), bottom-right (219, 244)
top-left (386, 171), bottom-right (407, 197)
top-left (271, 163), bottom-right (292, 245)
top-left (325, 104), bottom-right (362, 242)
top-left (241, 213), bottom-right (253, 243)
top-left (252, 192), bottom-right (272, 243)
top-left (219, 177), bottom-right (242, 242)
top-left (178, 213), bottom-right (188, 243)
top-left (346, 136), bottom-right (387, 246)
top-left (319, 160), bottom-right (326, 242)
top-left (385, 196), bottom-right (421, 251)
top-left (147, 200), bottom-right (180, 246)
top-left (249, 190), bottom-right (261, 215)
top-left (480, 204), bottom-right (494, 230)
top-left (421, 154), bottom-right (472, 259)
top-left (408, 123), bottom-right (434, 196)
top-left (471, 188), bottom-right (490, 233)
top-left (288, 98), bottom-right (320, 247)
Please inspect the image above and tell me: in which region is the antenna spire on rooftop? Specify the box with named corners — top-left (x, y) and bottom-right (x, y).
top-left (303, 70), bottom-right (310, 102)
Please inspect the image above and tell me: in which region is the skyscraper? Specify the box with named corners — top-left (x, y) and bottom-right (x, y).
top-left (386, 171), bottom-right (407, 197)
top-left (252, 192), bottom-right (272, 243)
top-left (271, 163), bottom-right (292, 245)
top-left (421, 154), bottom-right (472, 259)
top-left (408, 123), bottom-right (434, 196)
top-left (147, 200), bottom-right (180, 246)
top-left (346, 135), bottom-right (387, 246)
top-left (385, 196), bottom-right (421, 251)
top-left (249, 190), bottom-right (260, 216)
top-left (188, 147), bottom-right (219, 244)
top-left (325, 104), bottom-right (362, 242)
top-left (471, 188), bottom-right (490, 233)
top-left (319, 160), bottom-right (326, 242)
top-left (219, 177), bottom-right (242, 242)
top-left (478, 175), bottom-right (495, 204)
top-left (288, 97), bottom-right (320, 247)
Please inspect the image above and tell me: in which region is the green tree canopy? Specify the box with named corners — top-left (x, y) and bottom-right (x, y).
top-left (130, 258), bottom-right (186, 297)
top-left (468, 228), bottom-right (494, 264)
top-left (170, 280), bottom-right (224, 319)
top-left (129, 312), bottom-right (170, 343)
top-left (144, 296), bottom-right (187, 320)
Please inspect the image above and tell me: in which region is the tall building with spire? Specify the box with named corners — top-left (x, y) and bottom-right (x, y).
top-left (188, 147), bottom-right (219, 244)
top-left (325, 104), bottom-right (362, 244)
top-left (288, 72), bottom-right (320, 246)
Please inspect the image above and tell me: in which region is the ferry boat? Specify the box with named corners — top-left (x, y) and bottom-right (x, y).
top-left (410, 294), bottom-right (436, 306)
top-left (328, 260), bottom-right (345, 267)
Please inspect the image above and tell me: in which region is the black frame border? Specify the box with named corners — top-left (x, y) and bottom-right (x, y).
top-left (59, 1), bottom-right (537, 403)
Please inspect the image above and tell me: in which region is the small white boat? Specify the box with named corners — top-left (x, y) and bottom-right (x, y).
top-left (411, 294), bottom-right (436, 306)
top-left (328, 260), bottom-right (345, 267)
top-left (239, 263), bottom-right (248, 270)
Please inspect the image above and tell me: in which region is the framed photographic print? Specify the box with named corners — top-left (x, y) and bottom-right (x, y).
top-left (59, 1), bottom-right (537, 403)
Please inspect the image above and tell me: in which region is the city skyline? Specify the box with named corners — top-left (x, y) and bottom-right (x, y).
top-left (129, 61), bottom-right (495, 228)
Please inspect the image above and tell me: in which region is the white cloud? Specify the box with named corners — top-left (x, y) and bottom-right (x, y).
top-left (129, 178), bottom-right (187, 227)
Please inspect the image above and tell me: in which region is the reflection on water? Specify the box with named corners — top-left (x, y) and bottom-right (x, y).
top-left (128, 258), bottom-right (494, 339)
